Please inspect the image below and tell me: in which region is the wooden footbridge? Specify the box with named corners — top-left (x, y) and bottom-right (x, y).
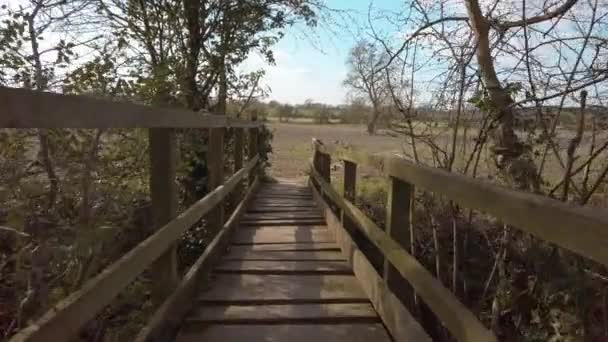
top-left (4, 87), bottom-right (608, 342)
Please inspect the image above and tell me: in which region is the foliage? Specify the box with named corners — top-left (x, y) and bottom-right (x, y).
top-left (0, 0), bottom-right (316, 339)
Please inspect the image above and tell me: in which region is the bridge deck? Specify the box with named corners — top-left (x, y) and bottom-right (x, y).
top-left (175, 180), bottom-right (393, 341)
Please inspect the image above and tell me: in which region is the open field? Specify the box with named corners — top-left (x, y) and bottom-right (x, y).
top-left (268, 123), bottom-right (404, 179)
top-left (267, 122), bottom-right (605, 195)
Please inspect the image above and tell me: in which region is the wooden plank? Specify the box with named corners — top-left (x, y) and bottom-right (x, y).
top-left (247, 207), bottom-right (318, 213)
top-left (0, 86), bottom-right (262, 128)
top-left (232, 227), bottom-right (333, 244)
top-left (10, 157), bottom-right (259, 342)
top-left (224, 250), bottom-right (345, 261)
top-left (214, 260), bottom-right (351, 274)
top-left (198, 274), bottom-right (368, 302)
top-left (255, 195), bottom-right (312, 200)
top-left (176, 324), bottom-right (391, 342)
top-left (243, 212), bottom-right (322, 220)
top-left (311, 180), bottom-right (432, 342)
top-left (258, 188), bottom-right (311, 193)
top-left (135, 178), bottom-right (261, 342)
top-left (253, 199), bottom-right (315, 204)
top-left (310, 168), bottom-right (497, 342)
top-left (148, 128), bottom-right (179, 301)
top-left (240, 219), bottom-right (326, 226)
top-left (254, 196), bottom-right (313, 201)
top-left (258, 189), bottom-right (310, 194)
top-left (261, 186), bottom-right (308, 191)
top-left (250, 203), bottom-right (316, 209)
top-left (228, 243), bottom-right (339, 252)
top-left (187, 303), bottom-right (378, 323)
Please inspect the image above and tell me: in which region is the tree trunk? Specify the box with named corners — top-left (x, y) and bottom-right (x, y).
top-left (464, 0), bottom-right (539, 191)
top-left (367, 108), bottom-right (380, 135)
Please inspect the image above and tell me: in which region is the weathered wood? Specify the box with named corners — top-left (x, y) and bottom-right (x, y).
top-left (240, 218), bottom-right (326, 226)
top-left (135, 177), bottom-right (261, 342)
top-left (310, 168), bottom-right (497, 342)
top-left (198, 274), bottom-right (368, 303)
top-left (247, 206), bottom-right (318, 213)
top-left (312, 139), bottom-right (331, 183)
top-left (310, 180), bottom-right (431, 342)
top-left (207, 127), bottom-right (225, 234)
top-left (343, 160), bottom-right (357, 201)
top-left (243, 212), bottom-right (322, 220)
top-left (176, 324), bottom-right (391, 342)
top-left (253, 194), bottom-right (313, 200)
top-left (148, 128), bottom-right (179, 301)
top-left (384, 176), bottom-right (416, 311)
top-left (228, 243), bottom-right (340, 253)
top-left (10, 156), bottom-right (258, 342)
top-left (232, 227), bottom-right (333, 244)
top-left (231, 127), bottom-right (244, 206)
top-left (248, 113), bottom-right (259, 184)
top-left (336, 147), bottom-right (608, 267)
top-left (214, 260), bottom-right (351, 274)
top-left (224, 250), bottom-right (345, 261)
top-left (252, 200), bottom-right (316, 206)
top-left (0, 86), bottom-right (262, 128)
top-left (186, 303), bottom-right (378, 323)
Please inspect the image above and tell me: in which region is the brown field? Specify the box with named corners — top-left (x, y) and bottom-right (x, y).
top-left (268, 123), bottom-right (404, 179)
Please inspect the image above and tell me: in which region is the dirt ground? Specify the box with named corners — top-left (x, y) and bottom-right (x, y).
top-left (267, 122), bottom-right (403, 179)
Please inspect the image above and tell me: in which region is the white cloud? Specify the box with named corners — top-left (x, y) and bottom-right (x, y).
top-left (241, 46), bottom-right (348, 105)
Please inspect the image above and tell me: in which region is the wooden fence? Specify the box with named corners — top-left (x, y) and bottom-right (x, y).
top-left (2, 86), bottom-right (264, 342)
top-left (310, 138), bottom-right (608, 342)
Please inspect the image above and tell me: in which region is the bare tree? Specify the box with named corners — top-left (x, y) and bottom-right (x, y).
top-left (343, 39), bottom-right (389, 135)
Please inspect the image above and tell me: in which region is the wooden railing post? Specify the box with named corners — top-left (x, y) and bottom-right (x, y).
top-left (384, 176), bottom-right (417, 310)
top-left (148, 128), bottom-right (179, 301)
top-left (312, 140), bottom-right (330, 183)
top-left (248, 113), bottom-right (259, 184)
top-left (208, 126), bottom-right (225, 231)
top-left (232, 127), bottom-right (244, 204)
top-left (343, 160), bottom-right (357, 201)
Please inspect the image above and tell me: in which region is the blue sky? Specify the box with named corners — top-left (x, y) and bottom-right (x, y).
top-left (0, 0), bottom-right (400, 105)
top-left (243, 0), bottom-right (402, 105)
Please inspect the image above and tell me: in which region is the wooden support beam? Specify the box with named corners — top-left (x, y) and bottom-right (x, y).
top-left (312, 139), bottom-right (330, 183)
top-left (384, 177), bottom-right (416, 313)
top-left (148, 128), bottom-right (179, 301)
top-left (208, 127), bottom-right (225, 233)
top-left (248, 113), bottom-right (259, 184)
top-left (343, 161), bottom-right (357, 201)
top-left (232, 128), bottom-right (244, 205)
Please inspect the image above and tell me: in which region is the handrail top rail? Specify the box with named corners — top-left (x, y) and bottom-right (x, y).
top-left (311, 138), bottom-right (608, 267)
top-left (0, 86), bottom-right (263, 129)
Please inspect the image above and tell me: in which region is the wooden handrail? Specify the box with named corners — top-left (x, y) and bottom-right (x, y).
top-left (136, 177), bottom-right (261, 342)
top-left (0, 86), bottom-right (262, 128)
top-left (309, 166), bottom-right (497, 342)
top-left (10, 156), bottom-right (259, 342)
top-left (313, 141), bottom-right (608, 268)
top-left (309, 176), bottom-right (432, 342)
